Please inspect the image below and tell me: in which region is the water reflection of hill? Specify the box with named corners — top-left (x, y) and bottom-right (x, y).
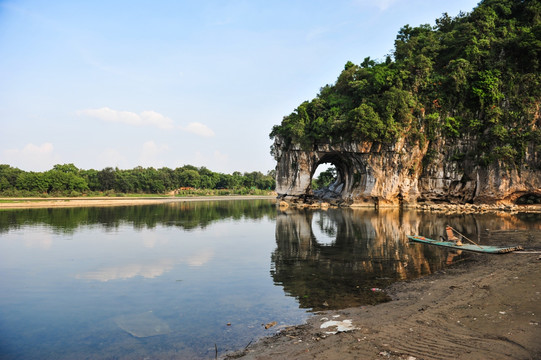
top-left (0, 200), bottom-right (276, 234)
top-left (270, 208), bottom-right (540, 311)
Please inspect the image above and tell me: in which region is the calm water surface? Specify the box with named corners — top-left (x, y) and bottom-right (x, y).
top-left (0, 200), bottom-right (539, 359)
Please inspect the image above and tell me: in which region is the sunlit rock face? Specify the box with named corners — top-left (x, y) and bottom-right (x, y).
top-left (272, 135), bottom-right (541, 206)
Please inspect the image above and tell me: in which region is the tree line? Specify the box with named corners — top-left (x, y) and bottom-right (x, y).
top-left (0, 163), bottom-right (276, 197)
top-left (270, 0), bottom-right (540, 167)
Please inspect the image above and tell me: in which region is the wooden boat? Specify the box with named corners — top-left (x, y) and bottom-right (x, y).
top-left (407, 235), bottom-right (523, 254)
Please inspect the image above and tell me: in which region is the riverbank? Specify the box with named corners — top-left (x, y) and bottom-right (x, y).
top-left (279, 200), bottom-right (541, 214)
top-left (413, 202), bottom-right (541, 214)
top-left (0, 195), bottom-right (277, 209)
top-left (227, 229), bottom-right (541, 360)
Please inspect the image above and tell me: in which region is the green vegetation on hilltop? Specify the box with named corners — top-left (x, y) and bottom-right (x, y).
top-left (0, 164), bottom-right (275, 197)
top-left (270, 0), bottom-right (541, 166)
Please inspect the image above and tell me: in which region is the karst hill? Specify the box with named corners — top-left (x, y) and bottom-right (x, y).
top-left (270, 0), bottom-right (541, 207)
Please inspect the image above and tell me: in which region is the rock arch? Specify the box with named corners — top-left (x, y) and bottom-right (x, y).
top-left (272, 137), bottom-right (408, 206)
top-left (272, 135), bottom-right (541, 206)
top-left (311, 153), bottom-right (355, 200)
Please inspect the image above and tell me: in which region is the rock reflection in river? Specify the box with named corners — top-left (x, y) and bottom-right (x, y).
top-left (271, 208), bottom-right (458, 310)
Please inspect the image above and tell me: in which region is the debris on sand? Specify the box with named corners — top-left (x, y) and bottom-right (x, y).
top-left (320, 319), bottom-right (357, 334)
top-left (264, 321), bottom-right (277, 329)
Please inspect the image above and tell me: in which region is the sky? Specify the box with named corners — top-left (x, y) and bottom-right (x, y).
top-left (0, 0), bottom-right (480, 174)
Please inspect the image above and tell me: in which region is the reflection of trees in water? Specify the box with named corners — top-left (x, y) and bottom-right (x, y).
top-left (272, 208), bottom-right (435, 310)
top-left (270, 208), bottom-right (541, 311)
top-left (0, 200), bottom-right (277, 234)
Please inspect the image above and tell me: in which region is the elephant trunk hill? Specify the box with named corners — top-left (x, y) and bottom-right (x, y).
top-left (270, 0), bottom-right (541, 207)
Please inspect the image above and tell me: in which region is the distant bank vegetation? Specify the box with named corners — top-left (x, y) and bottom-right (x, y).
top-left (270, 0), bottom-right (540, 167)
top-left (0, 164), bottom-right (276, 197)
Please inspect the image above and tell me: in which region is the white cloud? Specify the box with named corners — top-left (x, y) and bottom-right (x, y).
top-left (77, 107), bottom-right (175, 129)
top-left (140, 111), bottom-right (175, 129)
top-left (181, 122), bottom-right (215, 137)
top-left (22, 142), bottom-right (53, 154)
top-left (77, 108), bottom-right (215, 138)
top-left (2, 143), bottom-right (59, 171)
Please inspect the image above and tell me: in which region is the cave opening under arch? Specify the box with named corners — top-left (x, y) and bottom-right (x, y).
top-left (310, 153), bottom-right (354, 201)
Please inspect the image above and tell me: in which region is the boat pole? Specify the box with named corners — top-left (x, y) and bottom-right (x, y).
top-left (448, 226), bottom-right (482, 248)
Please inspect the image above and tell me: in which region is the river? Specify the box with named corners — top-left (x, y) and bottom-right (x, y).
top-left (0, 199), bottom-right (538, 359)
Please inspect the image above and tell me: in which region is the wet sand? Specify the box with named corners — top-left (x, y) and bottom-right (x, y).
top-left (0, 195), bottom-right (276, 208)
top-left (227, 230), bottom-right (541, 360)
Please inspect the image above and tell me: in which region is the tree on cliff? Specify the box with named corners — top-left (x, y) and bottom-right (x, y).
top-left (270, 0), bottom-right (540, 167)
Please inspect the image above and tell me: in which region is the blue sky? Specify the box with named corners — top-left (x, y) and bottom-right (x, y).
top-left (0, 0), bottom-right (480, 174)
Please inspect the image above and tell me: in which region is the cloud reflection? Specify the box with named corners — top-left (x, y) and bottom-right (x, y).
top-left (23, 234), bottom-right (53, 249)
top-left (186, 249), bottom-right (214, 267)
top-left (76, 258), bottom-right (176, 281)
top-left (76, 249), bottom-right (215, 281)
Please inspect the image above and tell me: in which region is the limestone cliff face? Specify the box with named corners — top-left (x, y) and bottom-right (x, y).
top-left (273, 135), bottom-right (541, 206)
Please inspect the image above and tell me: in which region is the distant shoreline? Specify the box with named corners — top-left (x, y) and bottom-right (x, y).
top-left (0, 195), bottom-right (277, 209)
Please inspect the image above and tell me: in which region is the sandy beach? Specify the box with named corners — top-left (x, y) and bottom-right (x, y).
top-left (226, 228), bottom-right (541, 360)
top-left (0, 195), bottom-right (277, 209)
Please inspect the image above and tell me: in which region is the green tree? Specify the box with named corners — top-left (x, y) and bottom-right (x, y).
top-left (98, 167), bottom-right (116, 191)
top-left (16, 172), bottom-right (49, 193)
top-left (81, 169), bottom-right (100, 191)
top-left (313, 168), bottom-right (337, 189)
top-left (348, 104), bottom-right (385, 141)
top-left (179, 169), bottom-right (200, 188)
top-left (53, 163), bottom-right (80, 174)
top-left (0, 165), bottom-right (23, 191)
top-left (269, 0), bottom-right (540, 166)
top-left (45, 168), bottom-right (88, 193)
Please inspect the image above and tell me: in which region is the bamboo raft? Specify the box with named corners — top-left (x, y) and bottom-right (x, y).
top-left (408, 226), bottom-right (524, 254)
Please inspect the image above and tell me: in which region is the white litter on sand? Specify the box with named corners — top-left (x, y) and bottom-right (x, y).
top-left (320, 319), bottom-right (358, 334)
